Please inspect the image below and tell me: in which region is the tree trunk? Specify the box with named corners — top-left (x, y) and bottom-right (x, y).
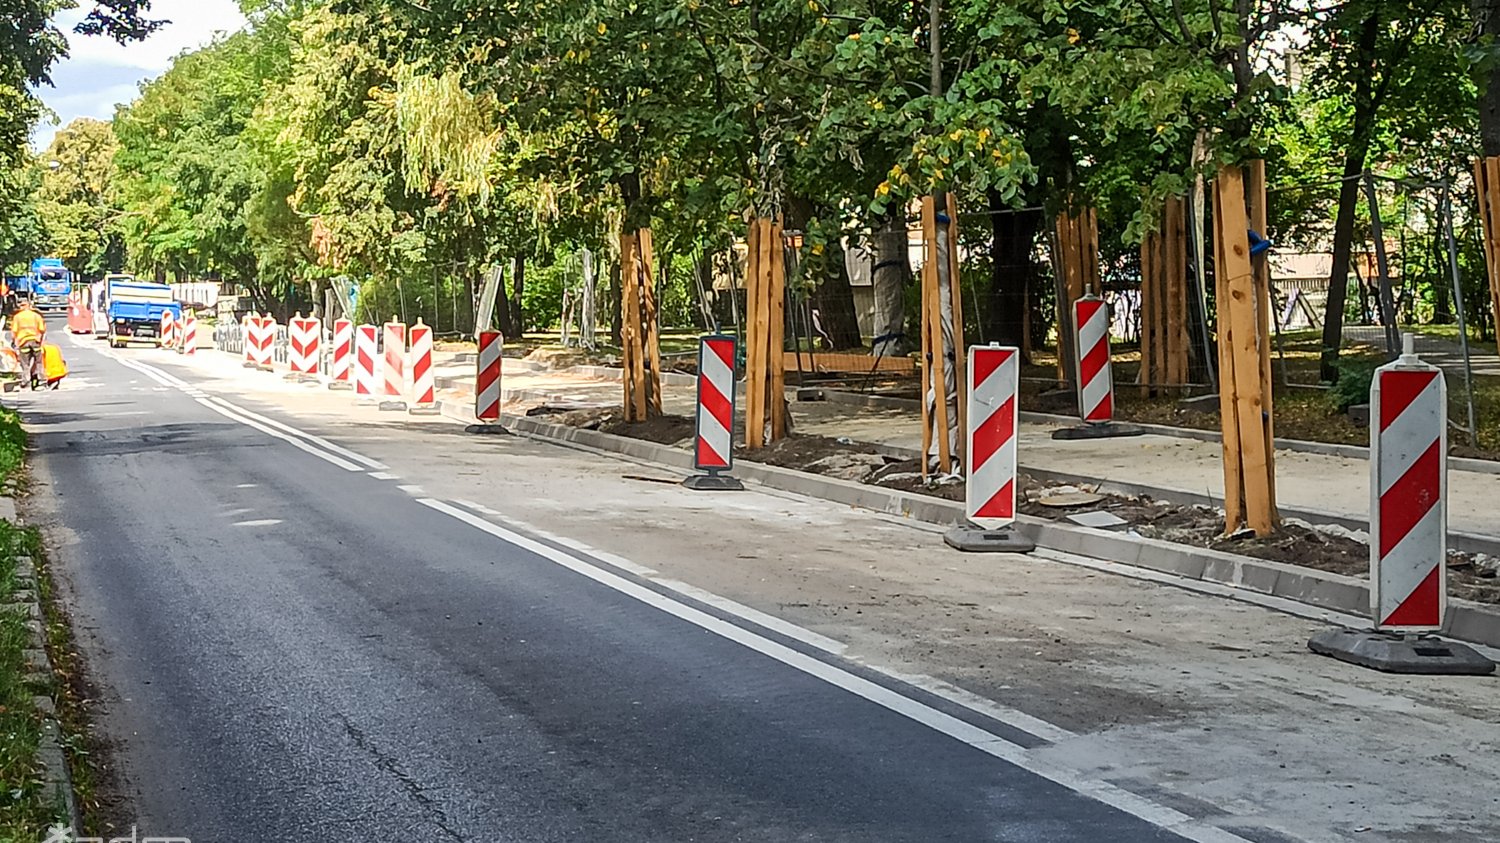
top-left (870, 209), bottom-right (910, 356)
top-left (493, 263), bottom-right (515, 337)
top-left (987, 191), bottom-right (1038, 360)
top-left (511, 255), bottom-right (526, 337)
top-left (1480, 0), bottom-right (1500, 156)
top-left (1432, 232), bottom-right (1453, 323)
top-left (783, 196), bottom-right (861, 350)
top-left (807, 250), bottom-right (863, 350)
top-left (609, 259), bottom-right (622, 346)
top-left (1319, 14), bottom-right (1380, 383)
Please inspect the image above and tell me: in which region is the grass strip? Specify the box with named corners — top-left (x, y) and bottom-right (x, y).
top-left (0, 404), bottom-right (69, 840)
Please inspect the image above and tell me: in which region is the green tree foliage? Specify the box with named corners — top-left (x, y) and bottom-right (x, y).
top-left (0, 162), bottom-right (46, 272)
top-left (0, 1), bottom-right (162, 164)
top-left (35, 117), bottom-right (119, 275)
top-left (0, 2), bottom-right (161, 274)
top-left (17, 0), bottom-right (1482, 342)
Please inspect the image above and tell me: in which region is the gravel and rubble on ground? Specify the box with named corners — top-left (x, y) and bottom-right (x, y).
top-left (545, 408), bottom-right (1500, 605)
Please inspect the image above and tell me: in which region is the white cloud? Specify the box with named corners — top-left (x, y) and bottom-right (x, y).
top-left (33, 0), bottom-right (248, 146)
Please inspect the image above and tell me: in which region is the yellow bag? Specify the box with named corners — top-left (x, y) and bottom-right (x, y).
top-left (42, 344), bottom-right (67, 382)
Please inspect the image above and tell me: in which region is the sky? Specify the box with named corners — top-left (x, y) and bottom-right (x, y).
top-left (33, 0), bottom-right (248, 149)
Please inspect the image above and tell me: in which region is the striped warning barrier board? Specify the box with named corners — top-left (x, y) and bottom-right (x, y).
top-left (1371, 348), bottom-right (1447, 631)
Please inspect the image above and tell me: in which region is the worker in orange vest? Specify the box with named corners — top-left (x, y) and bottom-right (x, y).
top-left (11, 299), bottom-right (47, 390)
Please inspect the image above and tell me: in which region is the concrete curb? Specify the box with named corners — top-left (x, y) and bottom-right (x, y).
top-left (442, 398), bottom-right (1500, 650)
top-left (805, 387), bottom-right (1500, 476)
top-left (8, 544), bottom-right (81, 832)
top-left (1014, 464), bottom-right (1500, 560)
top-left (773, 433), bottom-right (1500, 560)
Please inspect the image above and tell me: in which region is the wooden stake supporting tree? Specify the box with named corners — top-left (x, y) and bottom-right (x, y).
top-left (1139, 197), bottom-right (1191, 397)
top-left (1213, 164), bottom-right (1278, 536)
top-left (1052, 206), bottom-right (1101, 384)
top-left (1471, 157), bottom-right (1500, 356)
top-left (919, 194), bottom-right (968, 477)
top-left (743, 217), bottom-right (789, 449)
top-left (620, 228), bottom-right (663, 421)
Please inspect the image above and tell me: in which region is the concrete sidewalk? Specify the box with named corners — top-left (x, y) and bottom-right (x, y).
top-left (438, 360), bottom-right (1500, 543)
top-left (1345, 325), bottom-right (1500, 378)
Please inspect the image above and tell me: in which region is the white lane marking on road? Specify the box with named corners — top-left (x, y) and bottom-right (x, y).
top-left (397, 484), bottom-right (425, 495)
top-left (112, 358), bottom-right (180, 389)
top-left (447, 501), bottom-right (659, 576)
top-left (417, 498), bottom-right (1251, 843)
top-left (108, 354), bottom-right (374, 473)
top-left (369, 472), bottom-right (400, 481)
top-left (649, 577), bottom-right (848, 656)
top-left (236, 484), bottom-right (257, 489)
top-left (123, 359), bottom-right (191, 388)
top-left (443, 500), bottom-right (1070, 740)
top-left (194, 398), bottom-right (364, 472)
top-left (201, 396), bottom-right (388, 470)
top-left (451, 499), bottom-right (499, 516)
top-left (233, 519), bottom-right (283, 527)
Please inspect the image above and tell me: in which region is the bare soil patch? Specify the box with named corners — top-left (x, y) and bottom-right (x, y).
top-left (543, 410), bottom-right (1500, 604)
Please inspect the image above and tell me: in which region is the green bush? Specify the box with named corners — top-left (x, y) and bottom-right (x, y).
top-left (1330, 357), bottom-right (1380, 413)
top-left (0, 408), bottom-right (22, 483)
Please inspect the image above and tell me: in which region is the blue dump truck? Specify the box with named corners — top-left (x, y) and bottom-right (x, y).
top-left (19, 258), bottom-right (73, 312)
top-left (99, 274), bottom-right (180, 348)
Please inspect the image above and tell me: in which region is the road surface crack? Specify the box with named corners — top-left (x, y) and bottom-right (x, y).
top-left (334, 712), bottom-right (465, 841)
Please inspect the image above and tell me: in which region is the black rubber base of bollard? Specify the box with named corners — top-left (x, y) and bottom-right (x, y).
top-left (327, 382), bottom-right (353, 391)
top-left (1308, 629), bottom-right (1495, 675)
top-left (465, 424), bottom-right (510, 435)
top-left (1051, 422), bottom-right (1146, 441)
top-left (682, 474), bottom-right (745, 491)
top-left (943, 526), bottom-right (1036, 553)
top-left (407, 405), bottom-right (442, 416)
top-left (377, 401), bottom-right (408, 412)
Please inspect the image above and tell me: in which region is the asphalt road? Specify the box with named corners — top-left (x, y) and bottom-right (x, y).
top-left (21, 325), bottom-right (1199, 842)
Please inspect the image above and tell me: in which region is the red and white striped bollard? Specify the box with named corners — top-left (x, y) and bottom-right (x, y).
top-left (160, 310), bottom-right (176, 351)
top-left (407, 318), bottom-right (439, 415)
top-left (683, 335), bottom-right (742, 490)
top-left (328, 319), bottom-right (354, 390)
top-left (1076, 295), bottom-right (1113, 423)
top-left (179, 312), bottom-right (197, 356)
top-left (466, 330), bottom-right (507, 434)
top-left (1053, 296), bottom-right (1142, 440)
top-left (252, 315), bottom-right (276, 371)
top-left (379, 319), bottom-right (407, 411)
top-left (354, 325), bottom-right (378, 404)
top-left (946, 344), bottom-right (1033, 552)
top-left (1371, 336), bottom-right (1446, 630)
top-left (242, 314), bottom-right (257, 368)
top-left (288, 314), bottom-right (321, 382)
top-left (1309, 334), bottom-right (1493, 674)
